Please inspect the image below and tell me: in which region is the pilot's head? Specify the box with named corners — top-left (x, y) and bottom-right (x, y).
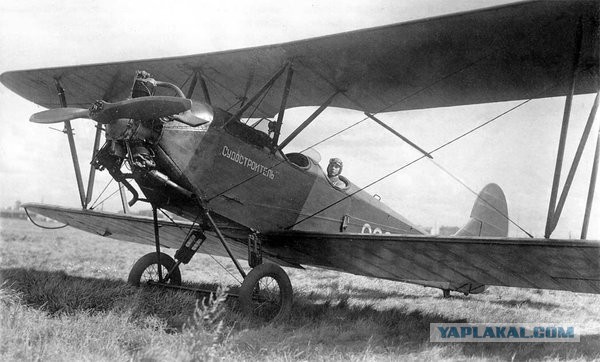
top-left (327, 158), bottom-right (343, 177)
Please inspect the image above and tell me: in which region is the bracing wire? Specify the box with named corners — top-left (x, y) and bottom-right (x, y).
top-left (91, 188), bottom-right (121, 210)
top-left (158, 208), bottom-right (200, 244)
top-left (197, 17), bottom-right (592, 232)
top-left (429, 159), bottom-right (535, 238)
top-left (206, 116), bottom-right (371, 202)
top-left (286, 98), bottom-right (537, 229)
top-left (244, 80), bottom-right (274, 124)
top-left (89, 178), bottom-right (114, 210)
top-left (206, 255), bottom-right (243, 284)
top-left (205, 18), bottom-right (563, 202)
top-left (157, 208), bottom-right (242, 284)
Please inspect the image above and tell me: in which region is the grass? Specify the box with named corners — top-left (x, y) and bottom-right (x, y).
top-left (1, 217), bottom-right (600, 361)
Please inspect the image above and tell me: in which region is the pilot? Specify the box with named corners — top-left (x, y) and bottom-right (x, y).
top-left (327, 158), bottom-right (346, 188)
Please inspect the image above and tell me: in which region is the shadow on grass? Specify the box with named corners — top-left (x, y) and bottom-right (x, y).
top-left (307, 281), bottom-right (427, 301)
top-left (0, 267), bottom-right (231, 331)
top-left (2, 267), bottom-right (598, 360)
top-left (488, 298), bottom-right (561, 310)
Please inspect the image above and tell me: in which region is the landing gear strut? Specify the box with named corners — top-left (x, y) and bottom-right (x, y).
top-left (127, 201), bottom-right (294, 323)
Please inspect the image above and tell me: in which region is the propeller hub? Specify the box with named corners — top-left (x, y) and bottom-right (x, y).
top-left (105, 118), bottom-right (162, 143)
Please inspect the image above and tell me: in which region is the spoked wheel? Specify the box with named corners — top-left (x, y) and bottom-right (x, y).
top-left (128, 252), bottom-right (182, 286)
top-left (239, 263), bottom-right (293, 323)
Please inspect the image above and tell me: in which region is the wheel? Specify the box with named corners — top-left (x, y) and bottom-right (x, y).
top-left (239, 263), bottom-right (293, 323)
top-left (442, 289), bottom-right (451, 298)
top-left (128, 252), bottom-right (181, 286)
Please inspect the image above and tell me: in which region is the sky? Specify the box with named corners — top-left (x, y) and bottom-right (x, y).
top-left (0, 0), bottom-right (598, 239)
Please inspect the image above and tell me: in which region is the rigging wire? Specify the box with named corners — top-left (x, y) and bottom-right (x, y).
top-left (200, 69), bottom-right (277, 121)
top-left (429, 159), bottom-right (534, 238)
top-left (225, 97), bottom-right (245, 113)
top-left (158, 207), bottom-right (200, 245)
top-left (89, 178), bottom-right (114, 210)
top-left (157, 207), bottom-right (243, 284)
top-left (205, 116), bottom-right (370, 202)
top-left (201, 18), bottom-right (594, 229)
top-left (244, 80), bottom-right (274, 124)
top-left (205, 17), bottom-right (557, 202)
top-left (206, 254), bottom-right (243, 284)
top-left (91, 188), bottom-right (122, 210)
top-left (286, 98), bottom-right (536, 230)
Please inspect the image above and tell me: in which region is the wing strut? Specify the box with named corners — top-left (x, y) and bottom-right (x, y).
top-left (185, 71), bottom-right (198, 99)
top-left (85, 124), bottom-right (103, 208)
top-left (545, 20), bottom-right (583, 238)
top-left (278, 91), bottom-right (340, 150)
top-left (186, 71), bottom-right (212, 106)
top-left (223, 63), bottom-right (287, 129)
top-left (582, 122), bottom-right (600, 239)
top-left (271, 64), bottom-right (294, 148)
top-left (548, 92), bottom-right (599, 235)
top-left (364, 112), bottom-right (433, 159)
top-left (54, 78), bottom-right (87, 209)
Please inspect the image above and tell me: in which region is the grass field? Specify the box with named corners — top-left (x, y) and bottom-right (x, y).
top-left (1, 217), bottom-right (599, 361)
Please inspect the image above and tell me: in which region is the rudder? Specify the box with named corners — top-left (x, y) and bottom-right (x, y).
top-left (455, 183), bottom-right (508, 237)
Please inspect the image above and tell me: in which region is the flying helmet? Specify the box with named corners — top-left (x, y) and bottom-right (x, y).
top-left (328, 158), bottom-right (343, 173)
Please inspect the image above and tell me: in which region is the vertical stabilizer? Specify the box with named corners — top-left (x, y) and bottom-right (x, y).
top-left (455, 183), bottom-right (508, 237)
top-left (404, 183), bottom-right (509, 295)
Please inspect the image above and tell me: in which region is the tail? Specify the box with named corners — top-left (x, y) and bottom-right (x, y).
top-left (455, 183), bottom-right (508, 237)
top-left (402, 184), bottom-right (509, 296)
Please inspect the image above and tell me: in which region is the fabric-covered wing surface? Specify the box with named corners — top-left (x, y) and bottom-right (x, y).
top-left (1, 1), bottom-right (598, 118)
top-left (260, 231), bottom-right (600, 294)
top-left (23, 203), bottom-right (245, 257)
top-left (24, 203), bottom-right (302, 268)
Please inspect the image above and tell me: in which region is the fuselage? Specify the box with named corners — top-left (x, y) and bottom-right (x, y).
top-left (135, 106), bottom-right (424, 240)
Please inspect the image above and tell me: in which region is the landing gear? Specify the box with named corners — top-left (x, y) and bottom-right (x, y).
top-left (127, 201), bottom-right (294, 323)
top-left (239, 262), bottom-right (293, 323)
top-left (442, 289), bottom-right (451, 298)
top-left (128, 252), bottom-right (182, 286)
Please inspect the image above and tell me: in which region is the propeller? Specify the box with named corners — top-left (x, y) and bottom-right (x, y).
top-left (30, 96), bottom-right (192, 124)
top-left (171, 101), bottom-right (213, 127)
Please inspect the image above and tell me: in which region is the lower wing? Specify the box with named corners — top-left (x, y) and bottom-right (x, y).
top-left (24, 203), bottom-right (600, 293)
top-left (260, 230), bottom-right (600, 294)
top-left (23, 203), bottom-right (299, 268)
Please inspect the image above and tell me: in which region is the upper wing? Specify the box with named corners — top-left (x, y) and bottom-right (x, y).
top-left (260, 230), bottom-right (600, 294)
top-left (1, 1), bottom-right (598, 118)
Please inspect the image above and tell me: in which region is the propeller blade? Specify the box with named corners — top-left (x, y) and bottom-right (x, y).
top-left (30, 108), bottom-right (90, 124)
top-left (90, 96), bottom-right (192, 124)
top-left (171, 102), bottom-right (214, 126)
top-left (171, 112), bottom-right (209, 126)
top-left (30, 96), bottom-right (192, 125)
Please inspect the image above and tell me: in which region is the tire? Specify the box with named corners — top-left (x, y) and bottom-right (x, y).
top-left (239, 263), bottom-right (293, 323)
top-left (128, 252), bottom-right (181, 286)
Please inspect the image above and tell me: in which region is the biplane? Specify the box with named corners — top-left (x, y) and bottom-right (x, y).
top-left (1, 0), bottom-right (600, 322)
